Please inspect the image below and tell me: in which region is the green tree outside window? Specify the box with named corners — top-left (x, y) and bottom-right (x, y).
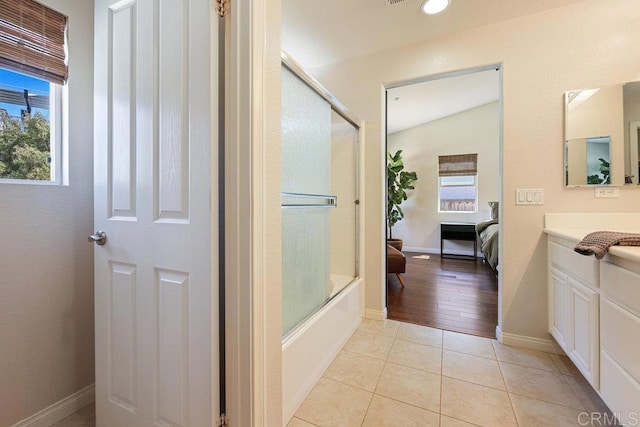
top-left (0, 111), bottom-right (50, 181)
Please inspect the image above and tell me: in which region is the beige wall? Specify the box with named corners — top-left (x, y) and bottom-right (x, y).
top-left (311, 0), bottom-right (640, 340)
top-left (388, 102), bottom-right (500, 253)
top-left (0, 1), bottom-right (94, 424)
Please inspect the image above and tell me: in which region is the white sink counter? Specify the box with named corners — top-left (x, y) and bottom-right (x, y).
top-left (544, 213), bottom-right (640, 263)
top-left (545, 213), bottom-right (640, 424)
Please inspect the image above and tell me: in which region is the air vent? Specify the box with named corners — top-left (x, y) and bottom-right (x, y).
top-left (384, 0), bottom-right (416, 7)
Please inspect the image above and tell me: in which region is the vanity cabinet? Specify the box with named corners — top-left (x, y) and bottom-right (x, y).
top-left (599, 261), bottom-right (640, 425)
top-left (545, 213), bottom-right (640, 424)
top-left (567, 276), bottom-right (599, 388)
top-left (548, 266), bottom-right (569, 349)
top-left (547, 238), bottom-right (600, 389)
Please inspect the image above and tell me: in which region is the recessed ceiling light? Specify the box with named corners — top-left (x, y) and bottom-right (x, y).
top-left (421, 0), bottom-right (449, 15)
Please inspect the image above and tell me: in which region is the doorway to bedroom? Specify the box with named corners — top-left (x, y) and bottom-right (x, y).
top-left (385, 66), bottom-right (502, 338)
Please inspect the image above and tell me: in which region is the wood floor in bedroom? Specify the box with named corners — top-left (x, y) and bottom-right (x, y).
top-left (387, 252), bottom-right (499, 338)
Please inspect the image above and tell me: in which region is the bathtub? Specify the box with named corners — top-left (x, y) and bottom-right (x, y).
top-left (282, 277), bottom-right (363, 424)
top-left (329, 273), bottom-right (355, 297)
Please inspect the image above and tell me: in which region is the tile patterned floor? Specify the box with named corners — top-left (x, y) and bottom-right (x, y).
top-left (54, 319), bottom-right (616, 426)
top-left (289, 319), bottom-right (616, 427)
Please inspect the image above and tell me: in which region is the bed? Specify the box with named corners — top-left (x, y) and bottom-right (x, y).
top-left (476, 219), bottom-right (499, 271)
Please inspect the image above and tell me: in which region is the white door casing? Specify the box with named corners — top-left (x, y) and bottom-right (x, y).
top-left (94, 0), bottom-right (218, 425)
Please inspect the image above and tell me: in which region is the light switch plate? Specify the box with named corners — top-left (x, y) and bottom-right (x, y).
top-left (516, 188), bottom-right (544, 205)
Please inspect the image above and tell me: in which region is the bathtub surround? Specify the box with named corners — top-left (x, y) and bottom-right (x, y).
top-left (280, 55), bottom-right (363, 423)
top-left (282, 280), bottom-right (363, 423)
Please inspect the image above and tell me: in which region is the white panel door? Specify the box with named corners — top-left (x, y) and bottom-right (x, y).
top-left (93, 0), bottom-right (218, 425)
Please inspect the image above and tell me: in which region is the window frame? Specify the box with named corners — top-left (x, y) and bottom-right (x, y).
top-left (438, 174), bottom-right (479, 213)
top-left (0, 71), bottom-right (65, 186)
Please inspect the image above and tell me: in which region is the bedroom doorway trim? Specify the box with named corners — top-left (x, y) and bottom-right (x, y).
top-left (382, 64), bottom-right (504, 338)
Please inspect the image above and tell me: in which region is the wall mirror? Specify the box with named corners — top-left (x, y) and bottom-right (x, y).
top-left (564, 80), bottom-right (640, 187)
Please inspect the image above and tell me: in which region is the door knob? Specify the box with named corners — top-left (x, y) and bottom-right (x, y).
top-left (88, 230), bottom-right (107, 246)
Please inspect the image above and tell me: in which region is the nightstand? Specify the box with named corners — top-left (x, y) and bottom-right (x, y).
top-left (440, 222), bottom-right (477, 261)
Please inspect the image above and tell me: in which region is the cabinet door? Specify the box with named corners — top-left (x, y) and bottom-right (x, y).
top-left (549, 267), bottom-right (569, 350)
top-left (568, 277), bottom-right (600, 389)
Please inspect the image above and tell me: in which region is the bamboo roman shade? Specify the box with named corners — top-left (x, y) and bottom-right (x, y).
top-left (0, 0), bottom-right (67, 84)
top-left (438, 153), bottom-right (478, 177)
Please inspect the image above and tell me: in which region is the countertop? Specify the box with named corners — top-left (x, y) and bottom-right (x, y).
top-left (544, 227), bottom-right (640, 263)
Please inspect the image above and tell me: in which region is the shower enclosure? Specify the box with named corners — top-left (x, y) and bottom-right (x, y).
top-left (280, 52), bottom-right (363, 422)
top-left (281, 54), bottom-right (360, 337)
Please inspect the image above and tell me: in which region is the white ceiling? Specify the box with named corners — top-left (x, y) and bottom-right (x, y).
top-left (282, 0), bottom-right (586, 133)
top-left (386, 69), bottom-right (500, 134)
top-left (282, 0), bottom-right (588, 70)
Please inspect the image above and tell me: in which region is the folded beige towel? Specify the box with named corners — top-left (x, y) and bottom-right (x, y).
top-left (574, 231), bottom-right (640, 259)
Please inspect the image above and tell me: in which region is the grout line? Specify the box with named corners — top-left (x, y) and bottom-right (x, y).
top-left (394, 336), bottom-right (444, 351)
top-left (499, 363), bottom-right (591, 412)
top-left (439, 344), bottom-right (444, 424)
top-left (358, 390), bottom-right (375, 426)
top-left (368, 393), bottom-right (441, 416)
top-left (549, 352), bottom-right (566, 374)
top-left (290, 416), bottom-right (321, 427)
top-left (340, 347), bottom-right (389, 362)
top-left (507, 390), bottom-right (589, 412)
top-left (496, 359), bottom-right (521, 426)
top-left (443, 347), bottom-right (498, 361)
top-left (359, 323), bottom-right (399, 426)
top-left (440, 414), bottom-right (484, 427)
top-left (489, 336), bottom-right (499, 360)
top-left (561, 373), bottom-right (614, 415)
top-left (558, 374), bottom-right (588, 412)
top-left (441, 371), bottom-right (511, 392)
top-left (497, 359), bottom-right (567, 375)
top-left (440, 373), bottom-right (507, 393)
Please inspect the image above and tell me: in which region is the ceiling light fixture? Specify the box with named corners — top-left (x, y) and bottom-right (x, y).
top-left (421, 0), bottom-right (450, 15)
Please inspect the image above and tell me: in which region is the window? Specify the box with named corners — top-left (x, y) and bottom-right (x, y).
top-left (438, 153), bottom-right (478, 212)
top-left (0, 68), bottom-right (61, 181)
top-left (0, 0), bottom-right (67, 183)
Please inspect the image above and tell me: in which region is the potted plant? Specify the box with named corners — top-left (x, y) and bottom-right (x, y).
top-left (387, 150), bottom-right (418, 250)
top-left (587, 158), bottom-right (610, 185)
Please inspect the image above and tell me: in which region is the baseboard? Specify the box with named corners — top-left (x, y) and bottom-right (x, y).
top-left (496, 326), bottom-right (564, 355)
top-left (12, 383), bottom-right (95, 427)
top-left (365, 307), bottom-right (387, 320)
top-left (402, 246), bottom-right (436, 254)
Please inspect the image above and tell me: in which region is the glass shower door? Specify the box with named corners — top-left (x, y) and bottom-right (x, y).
top-left (281, 66), bottom-right (333, 335)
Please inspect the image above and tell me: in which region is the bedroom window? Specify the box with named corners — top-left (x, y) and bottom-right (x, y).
top-left (438, 153), bottom-right (478, 213)
top-left (0, 0), bottom-right (67, 183)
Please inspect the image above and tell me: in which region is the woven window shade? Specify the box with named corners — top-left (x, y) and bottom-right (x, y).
top-left (0, 0), bottom-right (67, 84)
top-left (438, 153), bottom-right (478, 177)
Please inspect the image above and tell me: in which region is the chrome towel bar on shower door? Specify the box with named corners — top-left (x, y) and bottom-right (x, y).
top-left (281, 192), bottom-right (337, 208)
